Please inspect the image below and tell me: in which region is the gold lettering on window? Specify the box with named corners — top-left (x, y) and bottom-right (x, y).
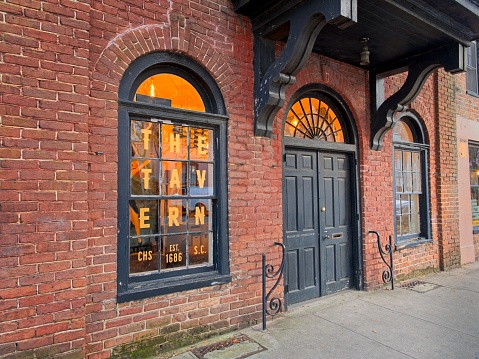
top-left (170, 133), bottom-right (181, 154)
top-left (195, 206), bottom-right (205, 225)
top-left (165, 245), bottom-right (183, 263)
top-left (168, 207), bottom-right (180, 226)
top-left (169, 168), bottom-right (181, 189)
top-left (194, 245), bottom-right (207, 255)
top-left (196, 170), bottom-right (206, 188)
top-left (141, 129), bottom-right (151, 150)
top-left (197, 136), bottom-right (207, 155)
top-left (139, 208), bottom-right (150, 228)
top-left (137, 251), bottom-right (153, 261)
top-left (141, 168), bottom-right (152, 190)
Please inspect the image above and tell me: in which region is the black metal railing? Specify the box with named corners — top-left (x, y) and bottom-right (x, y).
top-left (262, 241), bottom-right (286, 330)
top-left (368, 231), bottom-right (394, 290)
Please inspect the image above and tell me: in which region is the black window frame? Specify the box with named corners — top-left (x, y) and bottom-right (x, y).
top-left (117, 52), bottom-right (230, 302)
top-left (466, 40), bottom-right (478, 96)
top-left (392, 114), bottom-right (432, 248)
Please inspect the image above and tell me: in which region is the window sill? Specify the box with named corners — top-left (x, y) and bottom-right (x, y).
top-left (466, 90), bottom-right (479, 98)
top-left (118, 272), bottom-right (231, 303)
top-left (395, 237), bottom-right (433, 251)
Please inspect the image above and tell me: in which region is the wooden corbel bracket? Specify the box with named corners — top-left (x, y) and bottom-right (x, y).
top-left (370, 43), bottom-right (466, 150)
top-left (253, 0), bottom-right (357, 137)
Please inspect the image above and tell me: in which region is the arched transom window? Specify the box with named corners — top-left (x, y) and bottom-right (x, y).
top-left (285, 96), bottom-right (345, 142)
top-left (135, 74), bottom-right (206, 112)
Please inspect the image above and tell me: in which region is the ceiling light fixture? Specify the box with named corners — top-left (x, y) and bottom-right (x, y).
top-left (360, 37), bottom-right (370, 66)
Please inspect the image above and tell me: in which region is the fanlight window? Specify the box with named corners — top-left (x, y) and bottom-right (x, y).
top-left (136, 74), bottom-right (205, 112)
top-left (285, 97), bottom-right (344, 142)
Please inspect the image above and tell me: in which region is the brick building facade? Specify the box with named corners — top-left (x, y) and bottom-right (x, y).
top-left (1, 1), bottom-right (478, 358)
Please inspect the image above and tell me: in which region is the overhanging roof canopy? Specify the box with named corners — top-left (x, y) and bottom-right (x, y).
top-left (233, 0), bottom-right (479, 146)
top-left (234, 0), bottom-right (479, 71)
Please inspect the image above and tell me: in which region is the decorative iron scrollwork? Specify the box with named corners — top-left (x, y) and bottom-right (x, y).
top-left (262, 242), bottom-right (286, 330)
top-left (368, 231), bottom-right (394, 290)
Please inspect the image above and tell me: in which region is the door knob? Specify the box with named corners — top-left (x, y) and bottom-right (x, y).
top-left (321, 207), bottom-right (326, 212)
top-left (323, 235), bottom-right (330, 240)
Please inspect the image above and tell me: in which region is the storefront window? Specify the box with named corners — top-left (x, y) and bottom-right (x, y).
top-left (469, 144), bottom-right (479, 229)
top-left (117, 52), bottom-right (229, 302)
top-left (128, 121), bottom-right (214, 275)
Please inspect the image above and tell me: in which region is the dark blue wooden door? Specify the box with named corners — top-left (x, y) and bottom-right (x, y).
top-left (284, 149), bottom-right (353, 304)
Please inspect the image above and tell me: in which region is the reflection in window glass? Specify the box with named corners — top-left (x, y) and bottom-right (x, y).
top-left (129, 236), bottom-right (159, 274)
top-left (394, 149), bottom-right (422, 238)
top-left (189, 232), bottom-right (212, 266)
top-left (131, 160), bottom-right (160, 196)
top-left (162, 161), bottom-right (187, 195)
top-left (162, 125), bottom-right (188, 160)
top-left (129, 119), bottom-right (215, 275)
top-left (190, 128), bottom-right (214, 161)
top-left (469, 144), bottom-right (479, 227)
top-left (161, 235), bottom-right (187, 270)
top-left (393, 120), bottom-right (425, 241)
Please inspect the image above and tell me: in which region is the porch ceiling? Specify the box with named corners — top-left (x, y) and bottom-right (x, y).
top-left (233, 0), bottom-right (479, 71)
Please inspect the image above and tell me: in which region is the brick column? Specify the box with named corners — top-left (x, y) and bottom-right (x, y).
top-left (434, 70), bottom-right (461, 269)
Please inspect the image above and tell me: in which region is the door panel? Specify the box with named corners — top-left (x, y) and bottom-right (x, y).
top-left (284, 149), bottom-right (319, 304)
top-left (319, 153), bottom-right (353, 295)
top-left (287, 250), bottom-right (300, 292)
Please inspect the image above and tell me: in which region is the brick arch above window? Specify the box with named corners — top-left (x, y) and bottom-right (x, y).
top-left (91, 22), bottom-right (236, 103)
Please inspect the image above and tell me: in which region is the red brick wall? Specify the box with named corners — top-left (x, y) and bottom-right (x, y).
top-left (85, 1), bottom-right (284, 358)
top-left (0, 0), bottom-right (472, 358)
top-left (0, 0), bottom-right (90, 357)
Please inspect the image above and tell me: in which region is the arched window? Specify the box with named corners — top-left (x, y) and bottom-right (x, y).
top-left (117, 53), bottom-right (230, 302)
top-left (392, 115), bottom-right (431, 245)
top-left (285, 95), bottom-right (346, 142)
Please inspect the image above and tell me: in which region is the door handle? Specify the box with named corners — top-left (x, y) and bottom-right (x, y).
top-left (322, 235), bottom-right (330, 240)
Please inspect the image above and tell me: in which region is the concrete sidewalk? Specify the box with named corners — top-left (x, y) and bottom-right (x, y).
top-left (161, 261), bottom-right (479, 359)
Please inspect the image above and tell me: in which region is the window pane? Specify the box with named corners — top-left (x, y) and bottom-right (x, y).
top-left (400, 194), bottom-right (411, 234)
top-left (188, 199), bottom-right (212, 233)
top-left (129, 200), bottom-right (158, 237)
top-left (135, 74), bottom-right (206, 112)
top-left (131, 160), bottom-right (160, 196)
top-left (189, 232), bottom-right (212, 266)
top-left (190, 128), bottom-right (214, 161)
top-left (131, 121), bottom-right (159, 158)
top-left (412, 152), bottom-right (421, 193)
top-left (162, 124), bottom-right (188, 160)
top-left (160, 199), bottom-right (187, 234)
top-left (190, 162), bottom-right (213, 196)
top-left (410, 194), bottom-right (420, 234)
top-left (129, 236), bottom-right (159, 275)
top-left (392, 121), bottom-right (414, 142)
top-left (161, 235), bottom-right (187, 270)
top-left (472, 187), bottom-right (479, 226)
top-left (162, 161), bottom-right (187, 195)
